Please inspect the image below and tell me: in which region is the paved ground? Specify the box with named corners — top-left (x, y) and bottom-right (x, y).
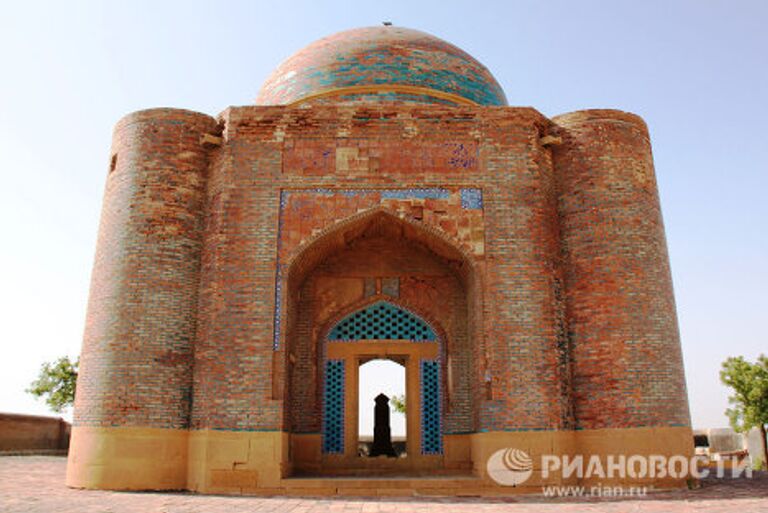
top-left (1, 456), bottom-right (767, 512)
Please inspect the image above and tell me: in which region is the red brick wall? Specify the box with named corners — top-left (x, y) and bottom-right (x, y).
top-left (74, 108), bottom-right (216, 429)
top-left (478, 112), bottom-right (566, 431)
top-left (0, 413), bottom-right (70, 452)
top-left (553, 110), bottom-right (690, 429)
top-left (76, 104), bottom-right (690, 438)
top-left (188, 105), bottom-right (570, 433)
top-left (190, 108), bottom-right (284, 431)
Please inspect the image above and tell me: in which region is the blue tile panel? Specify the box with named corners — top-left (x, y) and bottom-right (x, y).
top-left (322, 359), bottom-right (345, 454)
top-left (460, 188), bottom-right (483, 210)
top-left (280, 188), bottom-right (450, 200)
top-left (420, 359), bottom-right (443, 454)
top-left (328, 301), bottom-right (436, 341)
top-left (272, 190), bottom-right (288, 350)
top-left (380, 188), bottom-right (449, 200)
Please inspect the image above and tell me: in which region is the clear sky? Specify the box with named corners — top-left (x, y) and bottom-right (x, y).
top-left (360, 360), bottom-right (406, 437)
top-left (0, 1), bottom-right (765, 429)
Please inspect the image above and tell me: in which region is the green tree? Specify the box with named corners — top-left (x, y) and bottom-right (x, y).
top-left (720, 354), bottom-right (768, 470)
top-left (27, 356), bottom-right (78, 414)
top-left (390, 394), bottom-right (406, 415)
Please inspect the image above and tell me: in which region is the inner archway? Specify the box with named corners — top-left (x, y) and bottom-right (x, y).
top-left (323, 299), bottom-right (441, 463)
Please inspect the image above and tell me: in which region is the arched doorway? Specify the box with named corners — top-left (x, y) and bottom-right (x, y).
top-left (322, 300), bottom-right (443, 468)
top-left (281, 208), bottom-right (480, 476)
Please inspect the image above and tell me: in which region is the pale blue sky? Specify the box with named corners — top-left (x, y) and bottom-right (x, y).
top-left (0, 1), bottom-right (765, 429)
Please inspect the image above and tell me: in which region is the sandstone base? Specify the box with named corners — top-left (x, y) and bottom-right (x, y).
top-left (66, 425), bottom-right (693, 494)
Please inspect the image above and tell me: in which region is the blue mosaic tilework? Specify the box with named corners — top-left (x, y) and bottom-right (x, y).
top-left (335, 91), bottom-right (461, 106)
top-left (447, 144), bottom-right (476, 169)
top-left (328, 301), bottom-right (436, 341)
top-left (380, 188), bottom-right (449, 200)
top-left (460, 188), bottom-right (483, 210)
top-left (255, 27), bottom-right (508, 107)
top-left (322, 359), bottom-right (345, 454)
top-left (272, 191), bottom-right (288, 350)
top-left (420, 359), bottom-right (443, 454)
top-left (281, 188), bottom-right (450, 200)
top-left (272, 277), bottom-right (283, 350)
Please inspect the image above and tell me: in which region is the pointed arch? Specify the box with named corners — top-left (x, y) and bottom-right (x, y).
top-left (285, 206), bottom-right (478, 293)
top-left (280, 205), bottom-right (484, 473)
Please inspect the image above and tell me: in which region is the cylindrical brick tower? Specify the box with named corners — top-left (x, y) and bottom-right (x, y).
top-left (67, 108), bottom-right (217, 490)
top-left (552, 110), bottom-right (691, 459)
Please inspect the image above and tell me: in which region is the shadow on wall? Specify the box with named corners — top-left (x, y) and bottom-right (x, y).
top-left (0, 413), bottom-right (70, 455)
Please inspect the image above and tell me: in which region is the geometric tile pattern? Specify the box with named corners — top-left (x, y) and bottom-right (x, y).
top-left (322, 359), bottom-right (345, 454)
top-left (328, 301), bottom-right (436, 341)
top-left (460, 188), bottom-right (483, 210)
top-left (420, 359), bottom-right (443, 454)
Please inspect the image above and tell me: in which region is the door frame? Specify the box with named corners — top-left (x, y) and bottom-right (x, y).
top-left (324, 340), bottom-right (440, 467)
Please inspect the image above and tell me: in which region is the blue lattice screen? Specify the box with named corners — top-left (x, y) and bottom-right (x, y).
top-left (420, 359), bottom-right (443, 454)
top-left (328, 301), bottom-right (436, 341)
top-left (323, 359), bottom-right (345, 454)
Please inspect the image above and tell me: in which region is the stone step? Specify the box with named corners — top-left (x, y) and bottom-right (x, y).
top-left (280, 475), bottom-right (533, 497)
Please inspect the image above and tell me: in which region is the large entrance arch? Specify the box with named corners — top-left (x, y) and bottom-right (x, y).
top-left (280, 208), bottom-right (481, 476)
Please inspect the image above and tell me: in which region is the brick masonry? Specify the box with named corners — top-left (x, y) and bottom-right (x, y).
top-left (74, 103), bottom-right (691, 439)
top-left (0, 413), bottom-right (70, 453)
top-left (75, 109), bottom-right (216, 430)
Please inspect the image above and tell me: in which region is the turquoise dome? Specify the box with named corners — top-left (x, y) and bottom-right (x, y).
top-left (256, 26), bottom-right (507, 107)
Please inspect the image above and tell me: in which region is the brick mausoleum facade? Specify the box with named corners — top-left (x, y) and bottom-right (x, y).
top-left (67, 26), bottom-right (692, 495)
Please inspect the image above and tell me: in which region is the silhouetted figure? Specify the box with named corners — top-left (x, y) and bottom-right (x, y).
top-left (369, 393), bottom-right (396, 457)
